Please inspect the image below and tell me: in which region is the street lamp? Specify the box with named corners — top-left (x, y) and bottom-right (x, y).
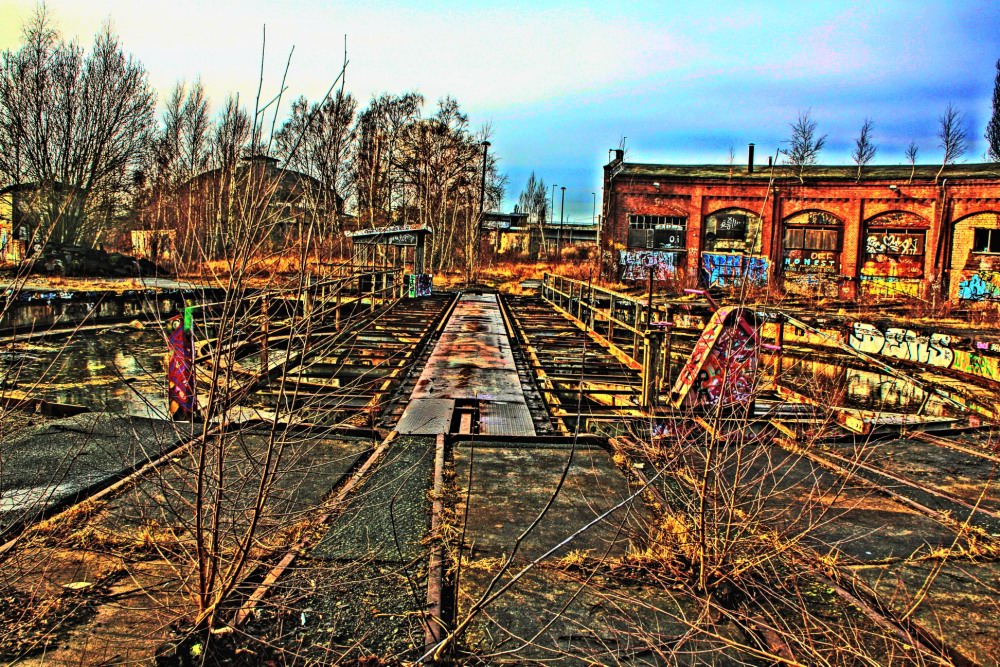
top-left (549, 183), bottom-right (556, 257)
top-left (558, 186), bottom-right (566, 255)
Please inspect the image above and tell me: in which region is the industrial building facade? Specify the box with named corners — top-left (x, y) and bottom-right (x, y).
top-left (602, 149), bottom-right (1000, 302)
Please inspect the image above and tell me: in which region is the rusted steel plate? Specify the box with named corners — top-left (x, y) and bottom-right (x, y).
top-left (479, 400), bottom-right (536, 436)
top-left (395, 293), bottom-right (535, 435)
top-left (395, 398), bottom-right (455, 434)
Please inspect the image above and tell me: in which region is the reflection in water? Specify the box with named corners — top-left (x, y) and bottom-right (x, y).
top-left (777, 356), bottom-right (952, 417)
top-left (1, 326), bottom-right (169, 417)
top-left (0, 296), bottom-right (183, 331)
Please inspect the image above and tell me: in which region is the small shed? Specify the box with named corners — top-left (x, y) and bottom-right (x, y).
top-left (345, 223), bottom-right (434, 296)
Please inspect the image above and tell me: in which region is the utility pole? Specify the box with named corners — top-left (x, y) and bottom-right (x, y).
top-left (558, 186), bottom-right (566, 255)
top-left (469, 140), bottom-right (490, 286)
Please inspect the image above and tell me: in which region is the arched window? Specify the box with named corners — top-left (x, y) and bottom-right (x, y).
top-left (703, 208), bottom-right (762, 254)
top-left (862, 211), bottom-right (928, 280)
top-left (782, 210), bottom-right (842, 276)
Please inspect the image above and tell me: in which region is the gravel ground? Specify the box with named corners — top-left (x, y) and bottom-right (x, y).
top-left (312, 436), bottom-right (435, 563)
top-left (0, 413), bottom-right (181, 535)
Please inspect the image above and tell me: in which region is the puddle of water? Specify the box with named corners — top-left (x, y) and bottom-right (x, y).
top-left (0, 296), bottom-right (182, 331)
top-left (1, 327), bottom-right (170, 418)
top-left (776, 357), bottom-right (953, 417)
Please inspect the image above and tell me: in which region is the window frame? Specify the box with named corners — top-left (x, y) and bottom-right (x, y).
top-left (972, 227), bottom-right (1000, 254)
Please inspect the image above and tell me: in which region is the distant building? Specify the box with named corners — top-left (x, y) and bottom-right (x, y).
top-left (164, 155), bottom-right (352, 259)
top-left (602, 148), bottom-right (1000, 302)
top-left (482, 211), bottom-right (597, 258)
top-left (0, 182), bottom-right (58, 262)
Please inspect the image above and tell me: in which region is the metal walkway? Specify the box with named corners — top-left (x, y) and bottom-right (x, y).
top-left (394, 293), bottom-right (537, 436)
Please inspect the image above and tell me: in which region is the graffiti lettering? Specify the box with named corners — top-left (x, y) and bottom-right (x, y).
top-left (672, 307), bottom-right (759, 411)
top-left (701, 253), bottom-right (768, 288)
top-left (619, 250), bottom-right (678, 281)
top-left (958, 271), bottom-right (1000, 301)
top-left (860, 276), bottom-right (921, 297)
top-left (847, 321), bottom-right (1000, 382)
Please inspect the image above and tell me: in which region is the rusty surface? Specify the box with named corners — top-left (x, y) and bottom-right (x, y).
top-left (396, 293), bottom-right (535, 435)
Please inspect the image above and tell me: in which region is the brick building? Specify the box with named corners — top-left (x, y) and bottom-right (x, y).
top-left (602, 148), bottom-right (1000, 302)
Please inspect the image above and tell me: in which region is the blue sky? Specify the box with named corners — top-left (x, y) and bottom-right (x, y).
top-left (2, 0), bottom-right (999, 220)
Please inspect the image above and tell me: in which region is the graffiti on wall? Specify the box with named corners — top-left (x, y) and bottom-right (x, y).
top-left (859, 276), bottom-right (922, 298)
top-left (783, 250), bottom-right (838, 273)
top-left (865, 232), bottom-right (922, 255)
top-left (784, 272), bottom-right (840, 297)
top-left (849, 323), bottom-right (954, 367)
top-left (848, 321), bottom-right (998, 381)
top-left (958, 271), bottom-right (1000, 301)
top-left (619, 250), bottom-right (679, 281)
top-left (701, 252), bottom-right (768, 288)
top-left (672, 307), bottom-right (759, 411)
top-left (704, 209), bottom-right (762, 254)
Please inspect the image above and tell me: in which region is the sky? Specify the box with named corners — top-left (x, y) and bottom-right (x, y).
top-left (2, 0), bottom-right (1000, 221)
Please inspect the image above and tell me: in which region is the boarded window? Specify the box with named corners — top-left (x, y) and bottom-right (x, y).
top-left (704, 209), bottom-right (762, 253)
top-left (627, 215), bottom-right (686, 249)
top-left (862, 228), bottom-right (925, 278)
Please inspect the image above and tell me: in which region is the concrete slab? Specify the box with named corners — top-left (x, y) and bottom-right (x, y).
top-left (0, 413), bottom-right (181, 534)
top-left (99, 432), bottom-right (373, 543)
top-left (856, 560), bottom-right (1000, 665)
top-left (455, 444), bottom-right (649, 563)
top-left (459, 568), bottom-right (748, 666)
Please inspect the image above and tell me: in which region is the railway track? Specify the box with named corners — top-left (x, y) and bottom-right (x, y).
top-left (2, 286), bottom-right (999, 663)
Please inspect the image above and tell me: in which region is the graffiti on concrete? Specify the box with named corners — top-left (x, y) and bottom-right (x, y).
top-left (672, 307), bottom-right (759, 411)
top-left (167, 316), bottom-right (195, 420)
top-left (859, 275), bottom-right (921, 298)
top-left (701, 252), bottom-right (768, 288)
top-left (958, 271), bottom-right (1000, 301)
top-left (619, 250), bottom-right (679, 281)
top-left (849, 323), bottom-right (954, 368)
top-left (848, 321), bottom-right (999, 381)
top-left (407, 273), bottom-right (433, 297)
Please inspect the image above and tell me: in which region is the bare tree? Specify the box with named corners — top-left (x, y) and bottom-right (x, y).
top-left (936, 103), bottom-right (968, 182)
top-left (353, 92), bottom-right (423, 227)
top-left (275, 93), bottom-right (357, 211)
top-left (987, 59), bottom-right (1000, 161)
top-left (851, 118), bottom-right (877, 181)
top-left (905, 140), bottom-right (919, 184)
top-left (781, 109), bottom-right (826, 183)
top-left (0, 8), bottom-right (156, 246)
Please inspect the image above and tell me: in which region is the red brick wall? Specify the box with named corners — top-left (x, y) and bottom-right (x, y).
top-left (602, 167), bottom-right (1000, 301)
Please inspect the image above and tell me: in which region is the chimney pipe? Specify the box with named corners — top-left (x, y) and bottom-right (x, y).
top-left (614, 149), bottom-right (624, 162)
top-left (768, 156), bottom-right (773, 167)
top-left (748, 143), bottom-right (755, 175)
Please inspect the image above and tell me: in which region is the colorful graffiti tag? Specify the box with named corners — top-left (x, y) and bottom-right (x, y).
top-left (619, 250), bottom-right (679, 281)
top-left (849, 323), bottom-right (954, 367)
top-left (671, 307), bottom-right (759, 411)
top-left (701, 253), bottom-right (768, 288)
top-left (958, 271), bottom-right (1000, 301)
top-left (407, 273), bottom-right (433, 297)
top-left (859, 276), bottom-right (922, 298)
top-left (167, 314), bottom-right (195, 420)
top-left (848, 321), bottom-right (998, 381)
top-left (865, 232), bottom-right (922, 255)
